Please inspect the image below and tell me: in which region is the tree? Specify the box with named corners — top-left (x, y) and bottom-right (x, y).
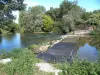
top-left (28, 6), bottom-right (46, 15)
top-left (42, 15), bottom-right (54, 32)
top-left (0, 0), bottom-right (25, 33)
top-left (62, 14), bottom-right (75, 33)
top-left (46, 7), bottom-right (60, 21)
top-left (45, 0), bottom-right (85, 34)
top-left (88, 13), bottom-right (100, 27)
top-left (19, 6), bottom-right (46, 32)
top-left (59, 0), bottom-right (73, 18)
top-left (89, 11), bottom-right (100, 49)
top-left (62, 4), bottom-right (84, 33)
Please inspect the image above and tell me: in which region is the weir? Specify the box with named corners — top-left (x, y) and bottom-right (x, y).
top-left (37, 36), bottom-right (79, 62)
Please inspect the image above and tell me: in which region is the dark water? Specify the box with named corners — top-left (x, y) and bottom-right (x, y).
top-left (0, 33), bottom-right (62, 51)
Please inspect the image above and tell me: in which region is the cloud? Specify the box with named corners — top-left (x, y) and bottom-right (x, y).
top-left (13, 1), bottom-right (39, 23)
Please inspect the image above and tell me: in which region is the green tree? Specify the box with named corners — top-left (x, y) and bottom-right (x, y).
top-left (89, 13), bottom-right (100, 49)
top-left (62, 14), bottom-right (75, 33)
top-left (19, 6), bottom-right (46, 32)
top-left (0, 0), bottom-right (25, 33)
top-left (88, 13), bottom-right (100, 26)
top-left (59, 0), bottom-right (73, 18)
top-left (46, 7), bottom-right (60, 21)
top-left (42, 15), bottom-right (54, 32)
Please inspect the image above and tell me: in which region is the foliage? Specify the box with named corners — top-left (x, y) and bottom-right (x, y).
top-left (19, 6), bottom-right (46, 32)
top-left (46, 7), bottom-right (60, 21)
top-left (62, 14), bottom-right (75, 33)
top-left (18, 0), bottom-right (85, 34)
top-left (88, 13), bottom-right (100, 26)
top-left (0, 0), bottom-right (25, 34)
top-left (91, 26), bottom-right (100, 49)
top-left (58, 60), bottom-right (100, 75)
top-left (52, 21), bottom-right (65, 34)
top-left (59, 0), bottom-right (73, 18)
top-left (0, 48), bottom-right (54, 75)
top-left (46, 0), bottom-right (84, 34)
top-left (88, 12), bottom-right (100, 49)
top-left (42, 15), bottom-right (54, 32)
top-left (28, 44), bottom-right (39, 53)
top-left (0, 22), bottom-right (19, 34)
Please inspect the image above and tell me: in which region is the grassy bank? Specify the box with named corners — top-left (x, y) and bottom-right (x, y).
top-left (0, 48), bottom-right (54, 75)
top-left (0, 48), bottom-right (100, 75)
top-left (53, 59), bottom-right (100, 75)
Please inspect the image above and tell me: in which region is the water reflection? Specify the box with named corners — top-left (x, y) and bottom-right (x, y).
top-left (38, 43), bottom-right (99, 62)
top-left (0, 33), bottom-right (62, 51)
top-left (77, 43), bottom-right (99, 61)
top-left (0, 33), bottom-right (21, 51)
top-left (0, 33), bottom-right (99, 62)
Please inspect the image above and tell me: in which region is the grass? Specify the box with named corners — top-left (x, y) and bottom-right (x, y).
top-left (53, 59), bottom-right (100, 75)
top-left (0, 48), bottom-right (54, 75)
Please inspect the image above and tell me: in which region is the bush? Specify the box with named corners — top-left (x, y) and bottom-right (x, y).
top-left (52, 21), bottom-right (66, 34)
top-left (59, 60), bottom-right (100, 75)
top-left (28, 44), bottom-right (39, 53)
top-left (42, 14), bottom-right (54, 32)
top-left (0, 48), bottom-right (40, 75)
top-left (0, 48), bottom-right (53, 75)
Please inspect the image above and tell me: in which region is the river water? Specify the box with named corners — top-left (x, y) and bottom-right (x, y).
top-left (0, 33), bottom-right (62, 51)
top-left (0, 33), bottom-right (99, 61)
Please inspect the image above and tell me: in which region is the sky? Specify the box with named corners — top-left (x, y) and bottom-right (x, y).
top-left (14, 0), bottom-right (100, 23)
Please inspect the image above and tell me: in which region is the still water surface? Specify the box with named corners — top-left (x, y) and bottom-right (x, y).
top-left (0, 33), bottom-right (62, 51)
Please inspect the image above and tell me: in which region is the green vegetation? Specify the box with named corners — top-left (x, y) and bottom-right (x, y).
top-left (19, 0), bottom-right (85, 34)
top-left (19, 6), bottom-right (46, 33)
top-left (55, 9), bottom-right (100, 75)
top-left (1, 0), bottom-right (99, 34)
top-left (88, 11), bottom-right (100, 49)
top-left (0, 48), bottom-right (54, 75)
top-left (57, 60), bottom-right (100, 75)
top-left (0, 22), bottom-right (20, 34)
top-left (42, 14), bottom-right (54, 32)
top-left (0, 0), bottom-right (100, 75)
top-left (0, 0), bottom-right (25, 34)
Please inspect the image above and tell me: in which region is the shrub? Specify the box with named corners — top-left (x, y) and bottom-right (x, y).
top-left (28, 44), bottom-right (39, 53)
top-left (0, 48), bottom-right (53, 75)
top-left (52, 21), bottom-right (66, 34)
top-left (42, 14), bottom-right (54, 32)
top-left (59, 60), bottom-right (100, 75)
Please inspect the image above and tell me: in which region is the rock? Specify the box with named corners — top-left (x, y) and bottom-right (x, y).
top-left (0, 58), bottom-right (12, 64)
top-left (36, 62), bottom-right (62, 75)
top-left (39, 45), bottom-right (50, 52)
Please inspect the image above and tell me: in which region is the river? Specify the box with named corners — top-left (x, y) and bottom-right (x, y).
top-left (0, 33), bottom-right (62, 51)
top-left (0, 33), bottom-right (99, 61)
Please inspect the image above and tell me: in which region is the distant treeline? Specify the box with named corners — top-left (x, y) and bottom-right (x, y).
top-left (0, 0), bottom-right (100, 35)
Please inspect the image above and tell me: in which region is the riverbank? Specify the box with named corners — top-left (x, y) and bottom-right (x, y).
top-left (0, 48), bottom-right (55, 75)
top-left (0, 46), bottom-right (99, 75)
top-left (0, 29), bottom-right (95, 75)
